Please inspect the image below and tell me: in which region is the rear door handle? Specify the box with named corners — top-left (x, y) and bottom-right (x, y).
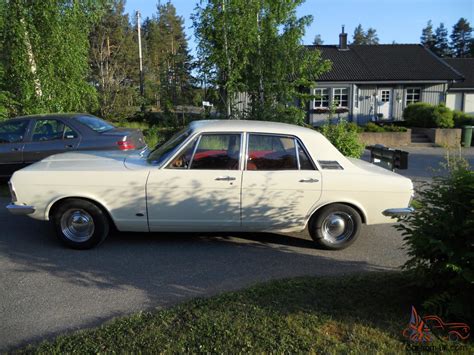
top-left (215, 176), bottom-right (236, 181)
top-left (11, 147), bottom-right (20, 152)
top-left (299, 178), bottom-right (319, 183)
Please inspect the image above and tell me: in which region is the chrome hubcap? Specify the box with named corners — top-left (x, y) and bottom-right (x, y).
top-left (321, 212), bottom-right (354, 244)
top-left (60, 209), bottom-right (94, 242)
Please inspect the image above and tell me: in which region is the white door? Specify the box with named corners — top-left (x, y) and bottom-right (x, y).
top-left (146, 133), bottom-right (242, 231)
top-left (241, 134), bottom-right (322, 230)
top-left (446, 92), bottom-right (463, 111)
top-left (377, 88), bottom-right (392, 119)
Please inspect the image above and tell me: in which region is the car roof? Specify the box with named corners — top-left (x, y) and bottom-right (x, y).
top-left (189, 119), bottom-right (320, 137)
top-left (11, 113), bottom-right (95, 120)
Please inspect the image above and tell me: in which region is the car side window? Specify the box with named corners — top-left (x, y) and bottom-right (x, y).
top-left (247, 134), bottom-right (298, 171)
top-left (167, 137), bottom-right (198, 169)
top-left (297, 141), bottom-right (315, 170)
top-left (189, 134), bottom-right (241, 170)
top-left (32, 120), bottom-right (77, 141)
top-left (0, 120), bottom-right (29, 144)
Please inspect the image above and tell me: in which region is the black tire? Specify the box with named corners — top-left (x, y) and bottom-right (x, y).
top-left (52, 199), bottom-right (110, 249)
top-left (309, 203), bottom-right (362, 250)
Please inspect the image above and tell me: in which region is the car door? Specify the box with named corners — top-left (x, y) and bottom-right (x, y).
top-left (146, 133), bottom-right (243, 231)
top-left (0, 119), bottom-right (30, 177)
top-left (241, 133), bottom-right (322, 230)
top-left (22, 119), bottom-right (81, 164)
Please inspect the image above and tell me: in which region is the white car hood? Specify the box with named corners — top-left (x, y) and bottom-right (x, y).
top-left (22, 151), bottom-right (130, 172)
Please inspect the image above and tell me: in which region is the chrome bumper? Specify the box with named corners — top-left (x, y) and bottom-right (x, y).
top-left (382, 207), bottom-right (415, 217)
top-left (6, 203), bottom-right (36, 216)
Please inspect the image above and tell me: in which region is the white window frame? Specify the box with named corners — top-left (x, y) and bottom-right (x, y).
top-left (405, 88), bottom-right (421, 105)
top-left (333, 88), bottom-right (348, 108)
top-left (313, 88), bottom-right (329, 108)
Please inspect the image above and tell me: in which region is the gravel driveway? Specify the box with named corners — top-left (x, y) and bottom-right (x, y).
top-left (1, 146), bottom-right (472, 350)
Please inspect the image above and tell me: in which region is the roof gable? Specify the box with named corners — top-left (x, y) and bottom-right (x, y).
top-left (308, 44), bottom-right (464, 82)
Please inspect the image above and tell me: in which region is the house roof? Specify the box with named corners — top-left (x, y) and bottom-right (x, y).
top-left (307, 44), bottom-right (464, 82)
top-left (443, 58), bottom-right (474, 89)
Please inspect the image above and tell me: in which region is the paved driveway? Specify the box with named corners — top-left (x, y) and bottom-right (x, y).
top-left (1, 147), bottom-right (472, 350)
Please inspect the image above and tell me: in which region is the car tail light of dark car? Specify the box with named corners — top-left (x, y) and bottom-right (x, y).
top-left (117, 140), bottom-right (136, 150)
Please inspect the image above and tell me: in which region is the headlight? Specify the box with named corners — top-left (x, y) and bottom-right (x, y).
top-left (8, 181), bottom-right (17, 203)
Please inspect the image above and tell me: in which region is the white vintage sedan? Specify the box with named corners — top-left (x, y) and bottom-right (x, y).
top-left (6, 120), bottom-right (414, 250)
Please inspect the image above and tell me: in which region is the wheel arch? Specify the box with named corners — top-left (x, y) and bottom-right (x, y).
top-left (306, 201), bottom-right (367, 228)
top-left (47, 196), bottom-right (117, 229)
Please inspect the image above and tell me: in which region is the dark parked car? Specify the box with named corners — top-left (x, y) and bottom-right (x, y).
top-left (0, 113), bottom-right (146, 178)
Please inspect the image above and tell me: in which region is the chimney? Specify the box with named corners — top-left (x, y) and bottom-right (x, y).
top-left (339, 25), bottom-right (348, 50)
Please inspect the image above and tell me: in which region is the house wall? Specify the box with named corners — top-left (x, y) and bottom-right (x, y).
top-left (308, 84), bottom-right (354, 126)
top-left (446, 90), bottom-right (474, 115)
top-left (309, 82), bottom-right (448, 126)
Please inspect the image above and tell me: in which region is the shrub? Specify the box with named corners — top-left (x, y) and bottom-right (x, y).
top-left (403, 103), bottom-right (454, 128)
top-left (362, 123), bottom-right (407, 132)
top-left (396, 156), bottom-right (474, 321)
top-left (432, 104), bottom-right (454, 128)
top-left (319, 119), bottom-right (364, 158)
top-left (453, 110), bottom-right (474, 127)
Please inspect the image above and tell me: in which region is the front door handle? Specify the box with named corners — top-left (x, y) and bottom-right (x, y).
top-left (11, 147), bottom-right (20, 152)
top-left (215, 176), bottom-right (236, 181)
top-left (65, 144), bottom-right (74, 149)
top-left (299, 178), bottom-right (319, 183)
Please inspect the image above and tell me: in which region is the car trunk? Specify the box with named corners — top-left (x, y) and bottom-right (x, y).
top-left (101, 127), bottom-right (146, 149)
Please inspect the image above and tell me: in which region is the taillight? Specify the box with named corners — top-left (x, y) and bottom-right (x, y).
top-left (117, 140), bottom-right (136, 150)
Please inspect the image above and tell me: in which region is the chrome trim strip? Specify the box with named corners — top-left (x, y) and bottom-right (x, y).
top-left (382, 207), bottom-right (415, 217)
top-left (6, 204), bottom-right (35, 215)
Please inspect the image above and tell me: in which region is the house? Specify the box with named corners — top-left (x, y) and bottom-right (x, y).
top-left (443, 58), bottom-right (474, 115)
top-left (307, 28), bottom-right (464, 125)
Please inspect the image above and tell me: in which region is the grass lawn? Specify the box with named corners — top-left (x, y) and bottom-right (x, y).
top-left (18, 272), bottom-right (473, 353)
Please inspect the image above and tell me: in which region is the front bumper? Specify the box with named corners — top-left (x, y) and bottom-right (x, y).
top-left (382, 207), bottom-right (415, 217)
top-left (6, 203), bottom-right (36, 216)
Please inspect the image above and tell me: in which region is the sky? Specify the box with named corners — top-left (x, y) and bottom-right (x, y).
top-left (126, 0), bottom-right (473, 54)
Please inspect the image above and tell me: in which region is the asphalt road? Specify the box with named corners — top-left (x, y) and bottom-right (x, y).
top-left (1, 146), bottom-right (473, 350)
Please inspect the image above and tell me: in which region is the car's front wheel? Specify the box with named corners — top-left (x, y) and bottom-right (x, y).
top-left (52, 199), bottom-right (110, 249)
top-left (309, 203), bottom-right (362, 250)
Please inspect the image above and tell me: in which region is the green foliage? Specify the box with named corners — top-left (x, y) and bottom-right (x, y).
top-left (88, 0), bottom-right (139, 120)
top-left (352, 24), bottom-right (379, 45)
top-left (1, 0), bottom-right (98, 115)
top-left (396, 156), bottom-right (474, 320)
top-left (143, 2), bottom-right (194, 109)
top-left (420, 20), bottom-right (436, 51)
top-left (193, 0), bottom-right (331, 122)
top-left (450, 17), bottom-right (472, 58)
top-left (319, 119), bottom-right (364, 158)
top-left (433, 23), bottom-right (451, 57)
top-left (403, 103), bottom-right (454, 128)
top-left (362, 122), bottom-right (407, 132)
top-left (453, 110), bottom-right (474, 127)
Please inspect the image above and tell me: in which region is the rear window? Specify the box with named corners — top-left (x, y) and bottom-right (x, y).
top-left (0, 120), bottom-right (29, 143)
top-left (75, 116), bottom-right (114, 133)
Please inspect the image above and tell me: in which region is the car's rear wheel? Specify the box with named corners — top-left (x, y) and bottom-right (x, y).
top-left (52, 199), bottom-right (109, 249)
top-left (309, 203), bottom-right (362, 250)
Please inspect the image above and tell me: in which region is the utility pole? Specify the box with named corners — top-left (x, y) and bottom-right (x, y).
top-left (136, 10), bottom-right (144, 97)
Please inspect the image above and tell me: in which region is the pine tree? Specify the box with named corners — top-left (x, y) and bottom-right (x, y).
top-left (450, 17), bottom-right (472, 57)
top-left (352, 24), bottom-right (378, 45)
top-left (421, 20), bottom-right (436, 50)
top-left (313, 34), bottom-right (323, 45)
top-left (433, 23), bottom-right (451, 57)
top-left (365, 28), bottom-right (379, 45)
top-left (89, 0), bottom-right (138, 119)
top-left (144, 1), bottom-right (193, 109)
top-left (352, 24), bottom-right (365, 44)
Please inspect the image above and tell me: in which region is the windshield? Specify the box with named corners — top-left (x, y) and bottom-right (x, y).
top-left (147, 128), bottom-right (191, 166)
top-left (75, 115), bottom-right (115, 133)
